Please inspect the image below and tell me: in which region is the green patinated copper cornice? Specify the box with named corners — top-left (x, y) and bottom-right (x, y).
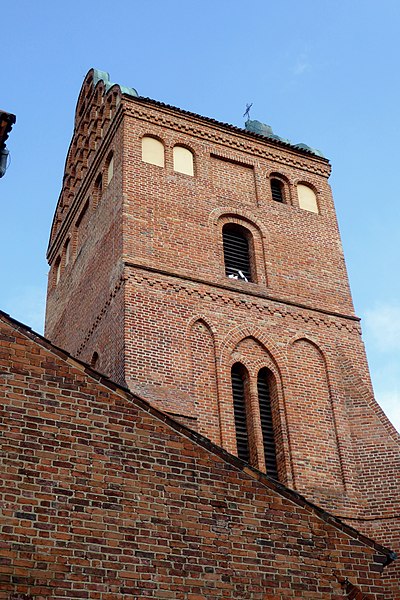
top-left (92, 69), bottom-right (139, 98)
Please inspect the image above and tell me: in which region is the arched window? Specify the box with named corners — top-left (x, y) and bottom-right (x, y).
top-left (297, 184), bottom-right (319, 214)
top-left (231, 363), bottom-right (249, 462)
top-left (55, 256), bottom-right (61, 286)
top-left (173, 146), bottom-right (194, 176)
top-left (270, 178), bottom-right (284, 203)
top-left (257, 368), bottom-right (279, 480)
top-left (142, 136), bottom-right (165, 167)
top-left (106, 153), bottom-right (114, 185)
top-left (222, 224), bottom-right (253, 282)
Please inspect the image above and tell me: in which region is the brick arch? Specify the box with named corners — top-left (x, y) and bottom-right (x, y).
top-left (208, 206), bottom-right (268, 238)
top-left (220, 325), bottom-right (287, 378)
top-left (288, 333), bottom-right (329, 363)
top-left (292, 178), bottom-right (322, 195)
top-left (172, 141), bottom-right (195, 153)
top-left (188, 317), bottom-right (221, 445)
top-left (266, 171), bottom-right (293, 206)
top-left (219, 327), bottom-right (294, 486)
top-left (288, 334), bottom-right (339, 400)
top-left (231, 337), bottom-right (279, 379)
top-left (210, 210), bottom-right (269, 286)
top-left (186, 315), bottom-right (218, 339)
top-left (140, 132), bottom-right (165, 143)
top-left (288, 336), bottom-right (346, 491)
top-left (267, 170), bottom-right (291, 185)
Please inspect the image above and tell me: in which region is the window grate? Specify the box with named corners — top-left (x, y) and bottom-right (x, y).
top-left (271, 179), bottom-right (284, 203)
top-left (257, 369), bottom-right (279, 480)
top-left (223, 229), bottom-right (252, 281)
top-left (231, 365), bottom-right (249, 462)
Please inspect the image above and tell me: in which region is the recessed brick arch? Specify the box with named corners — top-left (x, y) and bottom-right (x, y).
top-left (267, 170), bottom-right (291, 184)
top-left (293, 178), bottom-right (321, 195)
top-left (208, 206), bottom-right (268, 238)
top-left (288, 334), bottom-right (339, 401)
top-left (186, 314), bottom-right (217, 339)
top-left (210, 210), bottom-right (269, 286)
top-left (288, 336), bottom-right (346, 492)
top-left (188, 317), bottom-right (221, 445)
top-left (220, 325), bottom-right (287, 377)
top-left (218, 327), bottom-right (294, 485)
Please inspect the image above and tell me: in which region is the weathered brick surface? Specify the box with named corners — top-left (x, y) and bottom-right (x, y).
top-left (0, 313), bottom-right (395, 599)
top-left (43, 70), bottom-right (400, 595)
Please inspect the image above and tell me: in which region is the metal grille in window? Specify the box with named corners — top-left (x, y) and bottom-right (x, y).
top-left (231, 364), bottom-right (249, 462)
top-left (257, 368), bottom-right (279, 480)
top-left (271, 179), bottom-right (284, 203)
top-left (223, 227), bottom-right (252, 281)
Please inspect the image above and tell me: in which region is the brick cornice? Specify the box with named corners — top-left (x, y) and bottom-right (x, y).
top-left (124, 100), bottom-right (331, 177)
top-left (124, 260), bottom-right (361, 331)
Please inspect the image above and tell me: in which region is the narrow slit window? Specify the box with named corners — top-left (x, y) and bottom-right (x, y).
top-left (55, 257), bottom-right (61, 285)
top-left (271, 178), bottom-right (284, 203)
top-left (231, 363), bottom-right (250, 462)
top-left (257, 368), bottom-right (279, 480)
top-left (65, 239), bottom-right (70, 266)
top-left (223, 224), bottom-right (252, 282)
top-left (94, 173), bottom-right (103, 205)
top-left (107, 154), bottom-right (114, 184)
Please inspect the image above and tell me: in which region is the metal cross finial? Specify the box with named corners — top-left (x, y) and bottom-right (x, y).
top-left (243, 102), bottom-right (253, 122)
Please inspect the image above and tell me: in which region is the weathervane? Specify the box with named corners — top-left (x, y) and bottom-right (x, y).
top-left (243, 102), bottom-right (253, 123)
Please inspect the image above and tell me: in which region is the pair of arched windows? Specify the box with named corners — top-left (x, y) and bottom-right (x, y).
top-left (231, 364), bottom-right (279, 479)
top-left (270, 176), bottom-right (319, 213)
top-left (141, 136), bottom-right (194, 176)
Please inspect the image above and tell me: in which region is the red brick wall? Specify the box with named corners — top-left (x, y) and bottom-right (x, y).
top-left (45, 122), bottom-right (126, 385)
top-left (44, 72), bottom-right (400, 596)
top-left (0, 315), bottom-right (394, 599)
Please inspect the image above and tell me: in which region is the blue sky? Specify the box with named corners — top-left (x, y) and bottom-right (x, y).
top-left (2, 0), bottom-right (399, 430)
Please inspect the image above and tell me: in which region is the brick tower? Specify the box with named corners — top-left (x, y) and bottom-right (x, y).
top-left (45, 69), bottom-right (400, 592)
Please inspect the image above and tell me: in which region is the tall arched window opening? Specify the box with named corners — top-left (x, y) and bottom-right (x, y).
top-left (55, 257), bottom-right (61, 286)
top-left (257, 368), bottom-right (279, 480)
top-left (106, 153), bottom-right (114, 185)
top-left (231, 363), bottom-right (250, 462)
top-left (64, 239), bottom-right (70, 266)
top-left (270, 178), bottom-right (284, 203)
top-left (223, 224), bottom-right (253, 282)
